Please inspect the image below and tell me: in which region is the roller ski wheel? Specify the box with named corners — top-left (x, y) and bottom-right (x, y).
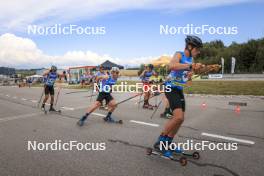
top-left (146, 147), bottom-right (153, 155)
top-left (192, 152), bottom-right (200, 160)
top-left (143, 104), bottom-right (154, 110)
top-left (146, 147), bottom-right (187, 166)
top-left (179, 157), bottom-right (188, 166)
top-left (174, 150), bottom-right (200, 160)
top-left (103, 117), bottom-right (123, 124)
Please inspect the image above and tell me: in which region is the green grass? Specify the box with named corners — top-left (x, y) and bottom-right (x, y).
top-left (186, 81), bottom-right (264, 96)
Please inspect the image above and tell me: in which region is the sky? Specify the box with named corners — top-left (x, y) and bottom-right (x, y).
top-left (0, 0), bottom-right (263, 69)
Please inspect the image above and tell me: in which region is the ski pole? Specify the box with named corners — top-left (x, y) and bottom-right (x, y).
top-left (137, 92), bottom-right (143, 109)
top-left (84, 92), bottom-right (98, 98)
top-left (90, 86), bottom-right (95, 102)
top-left (37, 88), bottom-right (45, 108)
top-left (150, 98), bottom-right (163, 119)
top-left (55, 86), bottom-right (61, 106)
top-left (116, 92), bottom-right (143, 106)
top-left (65, 90), bottom-right (89, 95)
top-left (137, 91), bottom-right (162, 104)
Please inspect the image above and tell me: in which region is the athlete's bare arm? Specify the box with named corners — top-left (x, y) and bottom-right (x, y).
top-left (152, 70), bottom-right (158, 77)
top-left (169, 53), bottom-right (191, 71)
top-left (96, 75), bottom-right (109, 82)
top-left (42, 70), bottom-right (50, 76)
top-left (139, 70), bottom-right (146, 78)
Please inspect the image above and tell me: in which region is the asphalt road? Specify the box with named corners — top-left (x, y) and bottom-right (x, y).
top-left (0, 86), bottom-right (264, 176)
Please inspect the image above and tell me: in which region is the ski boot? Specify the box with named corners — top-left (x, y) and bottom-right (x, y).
top-left (77, 116), bottom-right (86, 127)
top-left (103, 116), bottom-right (122, 124)
top-left (160, 112), bottom-right (173, 118)
top-left (49, 107), bottom-right (61, 114)
top-left (41, 104), bottom-right (47, 114)
top-left (153, 135), bottom-right (168, 153)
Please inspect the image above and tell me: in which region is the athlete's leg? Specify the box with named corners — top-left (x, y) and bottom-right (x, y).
top-left (86, 101), bottom-right (102, 114)
top-left (153, 89), bottom-right (185, 153)
top-left (163, 108), bottom-right (184, 137)
top-left (50, 95), bottom-right (54, 104)
top-left (143, 92), bottom-right (149, 103)
top-left (104, 94), bottom-right (116, 121)
top-left (49, 87), bottom-right (55, 110)
top-left (143, 83), bottom-right (150, 107)
top-left (107, 99), bottom-right (117, 112)
top-left (42, 86), bottom-right (49, 109)
top-left (42, 94), bottom-right (49, 108)
top-left (161, 97), bottom-right (172, 117)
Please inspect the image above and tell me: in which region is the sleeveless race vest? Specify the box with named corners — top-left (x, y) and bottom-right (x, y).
top-left (100, 75), bottom-right (117, 93)
top-left (141, 71), bottom-right (154, 83)
top-left (45, 72), bottom-right (58, 86)
top-left (165, 51), bottom-right (192, 90)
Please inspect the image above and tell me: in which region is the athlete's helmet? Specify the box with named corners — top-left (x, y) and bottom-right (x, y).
top-left (185, 35), bottom-right (203, 48)
top-left (111, 67), bottom-right (120, 73)
top-left (51, 65), bottom-right (57, 72)
top-left (148, 64), bottom-right (154, 70)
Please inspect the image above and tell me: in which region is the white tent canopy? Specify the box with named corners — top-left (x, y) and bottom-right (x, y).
top-left (26, 75), bottom-right (43, 79)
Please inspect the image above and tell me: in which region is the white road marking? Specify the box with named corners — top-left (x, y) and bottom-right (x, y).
top-left (74, 106), bottom-right (89, 110)
top-left (21, 98), bottom-right (27, 101)
top-left (201, 132), bottom-right (255, 145)
top-left (92, 112), bottom-right (105, 117)
top-left (6, 94), bottom-right (10, 97)
top-left (129, 120), bottom-right (159, 127)
top-left (13, 96), bottom-right (17, 99)
top-left (0, 113), bottom-right (41, 123)
top-left (61, 106), bottom-right (75, 111)
top-left (31, 100), bottom-right (37, 103)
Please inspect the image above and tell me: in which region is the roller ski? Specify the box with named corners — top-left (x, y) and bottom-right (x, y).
top-left (103, 116), bottom-right (123, 124)
top-left (170, 146), bottom-right (200, 160)
top-left (146, 136), bottom-right (187, 166)
top-left (146, 147), bottom-right (188, 166)
top-left (41, 104), bottom-right (61, 115)
top-left (49, 107), bottom-right (62, 114)
top-left (142, 103), bottom-right (154, 110)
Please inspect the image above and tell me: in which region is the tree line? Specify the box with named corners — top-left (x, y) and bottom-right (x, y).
top-left (197, 38), bottom-right (264, 73)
